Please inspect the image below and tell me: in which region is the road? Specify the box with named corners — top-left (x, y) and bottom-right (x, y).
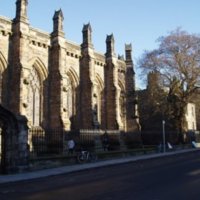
top-left (1, 151), bottom-right (200, 200)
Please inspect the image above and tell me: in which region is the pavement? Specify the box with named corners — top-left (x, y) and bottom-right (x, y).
top-left (0, 148), bottom-right (199, 184)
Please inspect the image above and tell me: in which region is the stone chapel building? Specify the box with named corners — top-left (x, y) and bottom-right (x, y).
top-left (0, 0), bottom-right (139, 133)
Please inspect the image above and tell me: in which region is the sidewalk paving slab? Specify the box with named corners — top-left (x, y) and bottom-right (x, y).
top-left (0, 148), bottom-right (199, 184)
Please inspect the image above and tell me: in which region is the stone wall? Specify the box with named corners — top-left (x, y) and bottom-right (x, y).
top-left (0, 105), bottom-right (28, 174)
top-left (0, 0), bottom-right (140, 134)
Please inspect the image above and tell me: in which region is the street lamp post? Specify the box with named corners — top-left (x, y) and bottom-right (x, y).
top-left (162, 120), bottom-right (166, 153)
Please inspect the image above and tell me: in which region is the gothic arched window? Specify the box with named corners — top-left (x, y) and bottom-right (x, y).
top-left (119, 91), bottom-right (125, 119)
top-left (66, 77), bottom-right (73, 118)
top-left (92, 75), bottom-right (104, 129)
top-left (119, 83), bottom-right (126, 130)
top-left (93, 84), bottom-right (101, 125)
top-left (28, 67), bottom-right (42, 127)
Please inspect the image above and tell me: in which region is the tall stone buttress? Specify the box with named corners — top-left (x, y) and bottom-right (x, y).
top-left (0, 0), bottom-right (141, 134)
top-left (104, 34), bottom-right (120, 130)
top-left (9, 0), bottom-right (30, 115)
top-left (125, 44), bottom-right (140, 132)
top-left (80, 23), bottom-right (97, 129)
top-left (49, 9), bottom-right (70, 129)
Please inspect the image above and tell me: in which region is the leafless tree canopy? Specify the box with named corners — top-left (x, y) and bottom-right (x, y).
top-left (138, 28), bottom-right (200, 136)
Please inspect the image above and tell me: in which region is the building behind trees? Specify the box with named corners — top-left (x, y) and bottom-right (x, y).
top-left (137, 71), bottom-right (198, 145)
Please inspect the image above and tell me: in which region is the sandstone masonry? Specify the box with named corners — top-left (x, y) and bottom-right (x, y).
top-left (0, 0), bottom-right (139, 133)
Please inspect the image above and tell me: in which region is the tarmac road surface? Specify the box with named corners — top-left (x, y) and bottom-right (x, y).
top-left (0, 150), bottom-right (200, 200)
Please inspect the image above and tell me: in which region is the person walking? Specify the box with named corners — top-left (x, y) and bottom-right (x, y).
top-left (67, 138), bottom-right (75, 155)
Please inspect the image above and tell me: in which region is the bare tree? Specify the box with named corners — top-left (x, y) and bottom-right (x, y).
top-left (138, 28), bottom-right (200, 140)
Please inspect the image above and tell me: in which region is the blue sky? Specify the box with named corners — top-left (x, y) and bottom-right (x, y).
top-left (1, 0), bottom-right (200, 87)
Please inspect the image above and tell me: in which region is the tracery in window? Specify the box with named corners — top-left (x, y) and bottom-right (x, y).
top-left (28, 67), bottom-right (41, 127)
top-left (92, 84), bottom-right (101, 128)
top-left (119, 82), bottom-right (126, 130)
top-left (66, 77), bottom-right (73, 119)
top-left (92, 75), bottom-right (103, 129)
top-left (119, 91), bottom-right (125, 120)
top-left (63, 68), bottom-right (79, 129)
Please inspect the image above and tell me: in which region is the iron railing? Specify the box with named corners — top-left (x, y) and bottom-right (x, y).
top-left (28, 128), bottom-right (125, 158)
